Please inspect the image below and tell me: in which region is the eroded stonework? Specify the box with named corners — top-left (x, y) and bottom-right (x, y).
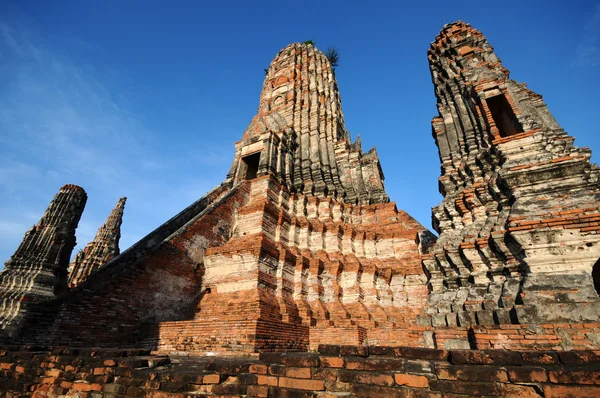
top-left (226, 43), bottom-right (389, 205)
top-left (68, 197), bottom-right (126, 287)
top-left (0, 23), bottom-right (598, 357)
top-left (0, 185), bottom-right (87, 337)
top-left (423, 21), bottom-right (600, 330)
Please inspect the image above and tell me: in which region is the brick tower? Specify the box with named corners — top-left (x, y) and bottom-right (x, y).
top-left (190, 42), bottom-right (435, 352)
top-left (423, 21), bottom-right (600, 333)
top-left (68, 197), bottom-right (126, 287)
top-left (225, 42), bottom-right (389, 204)
top-left (0, 184), bottom-right (87, 337)
top-left (8, 43), bottom-right (434, 352)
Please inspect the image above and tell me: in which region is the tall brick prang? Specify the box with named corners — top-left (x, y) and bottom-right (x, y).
top-left (0, 184), bottom-right (87, 337)
top-left (422, 21), bottom-right (600, 331)
top-left (0, 43), bottom-right (435, 353)
top-left (225, 42), bottom-right (389, 205)
top-left (179, 42), bottom-right (434, 352)
top-left (68, 197), bottom-right (126, 287)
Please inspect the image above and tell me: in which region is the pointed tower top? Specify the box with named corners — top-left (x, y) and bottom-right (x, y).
top-left (243, 42), bottom-right (346, 141)
top-left (60, 184), bottom-right (85, 193)
top-left (227, 42), bottom-right (388, 204)
top-left (67, 196), bottom-right (126, 287)
top-left (0, 184), bottom-right (86, 336)
top-left (429, 21), bottom-right (508, 90)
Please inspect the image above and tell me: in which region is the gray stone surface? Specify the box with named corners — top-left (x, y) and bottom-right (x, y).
top-left (424, 21), bottom-right (600, 325)
top-left (68, 197), bottom-right (126, 287)
top-left (0, 185), bottom-right (87, 337)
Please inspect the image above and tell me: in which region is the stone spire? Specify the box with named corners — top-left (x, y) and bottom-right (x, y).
top-left (225, 42), bottom-right (389, 204)
top-left (68, 197), bottom-right (126, 287)
top-left (0, 184), bottom-right (87, 337)
top-left (422, 21), bottom-right (600, 328)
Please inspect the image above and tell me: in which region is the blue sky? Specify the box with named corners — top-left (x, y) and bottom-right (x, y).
top-left (0, 1), bottom-right (599, 266)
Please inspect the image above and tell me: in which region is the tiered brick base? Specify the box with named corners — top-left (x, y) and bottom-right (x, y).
top-left (2, 344), bottom-right (599, 397)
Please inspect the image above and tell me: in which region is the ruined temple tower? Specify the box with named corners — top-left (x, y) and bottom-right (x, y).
top-left (187, 42), bottom-right (434, 351)
top-left (225, 43), bottom-right (389, 204)
top-left (0, 43), bottom-right (435, 351)
top-left (423, 22), bottom-right (600, 331)
top-left (0, 26), bottom-right (598, 354)
top-left (0, 185), bottom-right (86, 337)
top-left (68, 197), bottom-right (126, 287)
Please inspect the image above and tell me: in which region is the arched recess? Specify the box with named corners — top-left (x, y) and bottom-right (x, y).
top-left (593, 258), bottom-right (600, 295)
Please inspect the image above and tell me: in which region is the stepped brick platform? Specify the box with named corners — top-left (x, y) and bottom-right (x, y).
top-left (1, 344), bottom-right (599, 397)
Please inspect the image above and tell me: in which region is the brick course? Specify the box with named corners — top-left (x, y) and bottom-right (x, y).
top-left (1, 344), bottom-right (598, 397)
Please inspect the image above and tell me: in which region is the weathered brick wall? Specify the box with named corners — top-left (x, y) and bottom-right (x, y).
top-left (410, 323), bottom-right (600, 351)
top-left (1, 344), bottom-right (599, 397)
top-left (11, 177), bottom-right (599, 355)
top-left (15, 184), bottom-right (250, 349)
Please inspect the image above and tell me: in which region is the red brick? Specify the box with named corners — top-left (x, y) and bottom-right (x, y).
top-left (342, 371), bottom-right (395, 386)
top-left (45, 369), bottom-right (62, 377)
top-left (501, 384), bottom-right (545, 398)
top-left (278, 377), bottom-right (325, 391)
top-left (549, 370), bottom-right (600, 385)
top-left (544, 385), bottom-right (600, 398)
top-left (247, 385), bottom-right (268, 397)
top-left (257, 375), bottom-right (278, 386)
top-left (249, 364), bottom-right (268, 374)
top-left (394, 373), bottom-right (429, 388)
top-left (72, 382), bottom-right (93, 392)
top-left (203, 374), bottom-right (221, 384)
top-left (344, 357), bottom-right (405, 371)
top-left (321, 356), bottom-right (344, 368)
top-left (311, 368), bottom-right (337, 381)
top-left (436, 365), bottom-right (457, 381)
top-left (89, 383), bottom-right (103, 391)
top-left (522, 351), bottom-right (559, 365)
top-left (507, 367), bottom-right (548, 383)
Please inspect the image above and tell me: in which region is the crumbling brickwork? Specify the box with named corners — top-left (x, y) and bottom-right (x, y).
top-left (226, 43), bottom-right (389, 205)
top-left (180, 175), bottom-right (432, 353)
top-left (0, 21), bottom-right (599, 376)
top-left (1, 344), bottom-right (599, 397)
top-left (16, 184), bottom-right (249, 348)
top-left (0, 185), bottom-right (87, 338)
top-left (0, 42), bottom-right (437, 354)
top-left (422, 22), bottom-right (600, 335)
top-left (68, 197), bottom-right (126, 287)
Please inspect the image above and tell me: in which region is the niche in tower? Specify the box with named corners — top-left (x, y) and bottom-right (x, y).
top-left (593, 258), bottom-right (600, 296)
top-left (486, 94), bottom-right (523, 137)
top-left (241, 152), bottom-right (261, 180)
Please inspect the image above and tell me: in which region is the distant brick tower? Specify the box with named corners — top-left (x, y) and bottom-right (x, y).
top-left (0, 184), bottom-right (87, 337)
top-left (423, 22), bottom-right (600, 330)
top-left (68, 197), bottom-right (126, 287)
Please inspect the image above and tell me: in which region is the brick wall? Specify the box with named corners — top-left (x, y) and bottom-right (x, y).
top-left (1, 344), bottom-right (599, 397)
top-left (15, 184), bottom-right (250, 349)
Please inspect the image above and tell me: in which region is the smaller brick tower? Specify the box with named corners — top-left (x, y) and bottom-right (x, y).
top-left (68, 197), bottom-right (126, 287)
top-left (423, 21), bottom-right (600, 334)
top-left (0, 184), bottom-right (87, 337)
